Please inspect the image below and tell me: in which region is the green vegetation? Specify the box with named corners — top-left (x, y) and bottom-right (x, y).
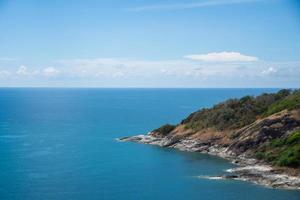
top-left (152, 89), bottom-right (300, 168)
top-left (263, 90), bottom-right (300, 117)
top-left (180, 89), bottom-right (300, 131)
top-left (153, 124), bottom-right (175, 136)
top-left (153, 89), bottom-right (300, 132)
top-left (255, 130), bottom-right (300, 168)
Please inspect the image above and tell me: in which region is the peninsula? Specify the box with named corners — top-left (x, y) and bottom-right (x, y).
top-left (120, 89), bottom-right (300, 189)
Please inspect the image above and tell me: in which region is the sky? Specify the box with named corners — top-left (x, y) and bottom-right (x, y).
top-left (0, 0), bottom-right (300, 88)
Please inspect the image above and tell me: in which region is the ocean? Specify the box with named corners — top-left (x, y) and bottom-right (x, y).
top-left (0, 88), bottom-right (299, 200)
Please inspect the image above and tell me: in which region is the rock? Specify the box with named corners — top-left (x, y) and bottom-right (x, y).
top-left (118, 108), bottom-right (300, 189)
top-left (118, 133), bottom-right (300, 189)
top-left (223, 174), bottom-right (239, 179)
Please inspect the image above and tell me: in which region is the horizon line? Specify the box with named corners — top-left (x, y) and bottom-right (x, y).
top-left (0, 87), bottom-right (295, 89)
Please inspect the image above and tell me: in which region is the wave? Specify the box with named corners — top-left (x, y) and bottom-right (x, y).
top-left (197, 175), bottom-right (224, 180)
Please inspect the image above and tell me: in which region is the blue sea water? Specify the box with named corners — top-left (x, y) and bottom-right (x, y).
top-left (0, 88), bottom-right (299, 200)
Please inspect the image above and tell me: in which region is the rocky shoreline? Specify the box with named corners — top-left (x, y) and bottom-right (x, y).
top-left (118, 134), bottom-right (300, 190)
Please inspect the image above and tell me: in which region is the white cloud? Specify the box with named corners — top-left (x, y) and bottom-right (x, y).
top-left (17, 65), bottom-right (29, 75)
top-left (0, 70), bottom-right (11, 77)
top-left (16, 65), bottom-right (40, 76)
top-left (261, 67), bottom-right (277, 75)
top-left (1, 57), bottom-right (299, 87)
top-left (184, 52), bottom-right (258, 62)
top-left (57, 57), bottom-right (258, 80)
top-left (43, 67), bottom-right (59, 77)
top-left (57, 58), bottom-right (195, 78)
top-left (128, 0), bottom-right (267, 12)
top-left (112, 71), bottom-right (125, 78)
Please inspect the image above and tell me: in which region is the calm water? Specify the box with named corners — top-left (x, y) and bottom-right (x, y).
top-left (0, 88), bottom-right (299, 200)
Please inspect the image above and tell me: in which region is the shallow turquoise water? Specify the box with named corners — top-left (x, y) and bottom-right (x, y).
top-left (0, 88), bottom-right (299, 200)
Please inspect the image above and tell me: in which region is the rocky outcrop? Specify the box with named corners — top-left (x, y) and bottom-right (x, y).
top-left (119, 109), bottom-right (300, 189)
top-left (228, 109), bottom-right (300, 155)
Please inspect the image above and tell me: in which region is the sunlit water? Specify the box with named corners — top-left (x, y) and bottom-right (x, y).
top-left (0, 88), bottom-right (299, 200)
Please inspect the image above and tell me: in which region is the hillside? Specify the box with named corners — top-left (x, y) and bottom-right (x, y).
top-left (151, 89), bottom-right (300, 168)
top-left (120, 89), bottom-right (300, 189)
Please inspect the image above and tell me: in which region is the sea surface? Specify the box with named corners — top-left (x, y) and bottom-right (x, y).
top-left (0, 88), bottom-right (299, 200)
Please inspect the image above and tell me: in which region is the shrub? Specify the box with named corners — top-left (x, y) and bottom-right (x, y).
top-left (153, 124), bottom-right (175, 136)
top-left (255, 130), bottom-right (300, 168)
top-left (287, 130), bottom-right (300, 144)
top-left (263, 91), bottom-right (300, 117)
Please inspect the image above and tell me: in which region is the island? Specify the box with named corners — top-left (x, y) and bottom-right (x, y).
top-left (119, 89), bottom-right (300, 189)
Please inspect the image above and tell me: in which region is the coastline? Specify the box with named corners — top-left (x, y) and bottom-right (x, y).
top-left (118, 133), bottom-right (300, 190)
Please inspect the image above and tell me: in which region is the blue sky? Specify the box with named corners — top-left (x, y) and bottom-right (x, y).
top-left (0, 0), bottom-right (300, 87)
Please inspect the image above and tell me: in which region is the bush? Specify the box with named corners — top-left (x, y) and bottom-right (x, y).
top-left (153, 124), bottom-right (176, 136)
top-left (255, 130), bottom-right (300, 168)
top-left (263, 91), bottom-right (300, 117)
top-left (287, 130), bottom-right (300, 144)
top-left (276, 146), bottom-right (300, 167)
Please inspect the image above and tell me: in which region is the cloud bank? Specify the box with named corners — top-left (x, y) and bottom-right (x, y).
top-left (0, 51), bottom-right (299, 87)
